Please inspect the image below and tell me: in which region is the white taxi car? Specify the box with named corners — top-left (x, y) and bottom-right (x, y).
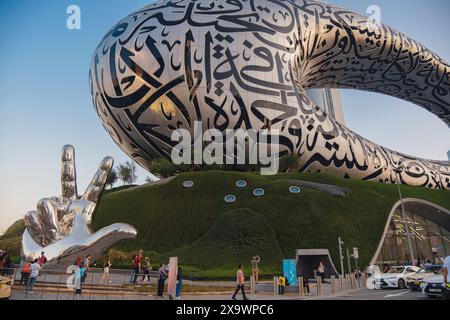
top-left (371, 266), bottom-right (420, 289)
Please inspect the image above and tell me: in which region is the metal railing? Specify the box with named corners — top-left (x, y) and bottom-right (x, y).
top-left (3, 267), bottom-right (162, 300)
top-left (4, 266), bottom-right (370, 300)
top-left (267, 273), bottom-right (368, 298)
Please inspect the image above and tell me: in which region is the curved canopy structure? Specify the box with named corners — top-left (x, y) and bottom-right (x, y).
top-left (90, 0), bottom-right (450, 189)
top-left (371, 199), bottom-right (450, 265)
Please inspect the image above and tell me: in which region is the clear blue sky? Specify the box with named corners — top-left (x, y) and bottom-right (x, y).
top-left (0, 0), bottom-right (449, 233)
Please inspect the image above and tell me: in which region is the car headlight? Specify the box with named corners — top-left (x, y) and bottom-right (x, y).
top-left (385, 277), bottom-right (397, 281)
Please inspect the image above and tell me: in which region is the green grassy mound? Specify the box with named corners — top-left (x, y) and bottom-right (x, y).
top-left (0, 220), bottom-right (24, 261)
top-left (3, 171), bottom-right (449, 280)
top-left (1, 219), bottom-right (24, 239)
top-left (92, 171), bottom-right (449, 278)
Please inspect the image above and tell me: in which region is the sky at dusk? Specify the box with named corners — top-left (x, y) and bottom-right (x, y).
top-left (0, 0), bottom-right (449, 233)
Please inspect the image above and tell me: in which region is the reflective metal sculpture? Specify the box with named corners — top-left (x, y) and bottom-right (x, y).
top-left (90, 0), bottom-right (450, 189)
top-left (22, 145), bottom-right (137, 267)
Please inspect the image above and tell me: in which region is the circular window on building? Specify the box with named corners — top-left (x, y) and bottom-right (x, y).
top-left (224, 195), bottom-right (237, 203)
top-left (236, 180), bottom-right (247, 188)
top-left (253, 188), bottom-right (265, 197)
top-left (289, 186), bottom-right (302, 194)
top-left (182, 180), bottom-right (194, 188)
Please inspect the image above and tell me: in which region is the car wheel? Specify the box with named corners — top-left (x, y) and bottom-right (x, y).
top-left (398, 279), bottom-right (406, 289)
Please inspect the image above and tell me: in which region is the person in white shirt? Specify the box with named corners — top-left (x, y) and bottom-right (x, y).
top-left (444, 256), bottom-right (449, 285)
top-left (26, 259), bottom-right (41, 293)
top-left (443, 255), bottom-right (450, 300)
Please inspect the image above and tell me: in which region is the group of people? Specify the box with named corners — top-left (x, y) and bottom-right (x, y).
top-left (72, 254), bottom-right (94, 295)
top-left (380, 255), bottom-right (447, 274)
top-left (129, 250), bottom-right (152, 284)
top-left (0, 250), bottom-right (13, 276)
top-left (232, 257), bottom-right (326, 299)
top-left (130, 250), bottom-right (183, 299)
top-left (18, 251), bottom-right (47, 293)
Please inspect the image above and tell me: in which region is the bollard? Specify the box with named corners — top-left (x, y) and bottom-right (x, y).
top-left (11, 269), bottom-right (16, 289)
top-left (334, 276), bottom-right (339, 293)
top-left (298, 277), bottom-right (304, 297)
top-left (350, 274), bottom-right (353, 289)
top-left (330, 275), bottom-right (336, 294)
top-left (316, 276), bottom-right (322, 296)
top-left (56, 273), bottom-right (62, 300)
top-left (346, 274), bottom-right (350, 290)
top-left (339, 275), bottom-right (343, 292)
top-left (274, 277), bottom-right (279, 296)
top-left (40, 273), bottom-right (47, 299)
top-left (343, 275), bottom-right (348, 291)
top-left (89, 271), bottom-right (95, 300)
top-left (250, 276), bottom-right (255, 294)
top-left (362, 273), bottom-right (367, 288)
top-left (351, 273), bottom-right (356, 289)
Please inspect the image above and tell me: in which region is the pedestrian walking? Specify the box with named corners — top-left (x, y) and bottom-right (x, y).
top-left (250, 256), bottom-right (260, 283)
top-left (157, 263), bottom-right (167, 298)
top-left (141, 257), bottom-right (151, 282)
top-left (100, 256), bottom-right (112, 284)
top-left (442, 255), bottom-right (449, 300)
top-left (38, 251), bottom-right (47, 267)
top-left (232, 264), bottom-right (248, 300)
top-left (176, 265), bottom-right (183, 299)
top-left (81, 255), bottom-right (92, 283)
top-left (74, 265), bottom-right (83, 295)
top-left (317, 261), bottom-right (325, 283)
top-left (26, 259), bottom-right (41, 293)
top-left (131, 250), bottom-right (142, 284)
top-left (19, 260), bottom-right (31, 286)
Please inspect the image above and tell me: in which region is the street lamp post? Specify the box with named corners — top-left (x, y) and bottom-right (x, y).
top-left (346, 248), bottom-right (352, 274)
top-left (394, 168), bottom-right (415, 265)
top-left (338, 237), bottom-right (345, 276)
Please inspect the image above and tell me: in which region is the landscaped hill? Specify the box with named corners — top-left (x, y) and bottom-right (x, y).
top-left (92, 171), bottom-right (449, 278)
top-left (2, 171), bottom-right (449, 279)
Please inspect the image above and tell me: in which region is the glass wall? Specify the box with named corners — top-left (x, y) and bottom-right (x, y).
top-left (374, 206), bottom-right (449, 266)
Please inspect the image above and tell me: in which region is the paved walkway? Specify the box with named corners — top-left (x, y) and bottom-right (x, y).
top-left (10, 280), bottom-right (364, 300)
top-left (9, 268), bottom-right (366, 300)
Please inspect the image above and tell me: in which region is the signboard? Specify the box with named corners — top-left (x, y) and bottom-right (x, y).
top-left (353, 247), bottom-right (359, 259)
top-left (282, 259), bottom-right (297, 286)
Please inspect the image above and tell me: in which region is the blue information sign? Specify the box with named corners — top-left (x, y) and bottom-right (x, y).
top-left (283, 259), bottom-right (297, 286)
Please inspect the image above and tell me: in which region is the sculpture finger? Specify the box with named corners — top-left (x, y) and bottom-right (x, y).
top-left (61, 145), bottom-right (78, 200)
top-left (82, 156), bottom-right (113, 203)
top-left (86, 223), bottom-right (137, 246)
top-left (21, 228), bottom-right (43, 263)
top-left (24, 210), bottom-right (44, 246)
top-left (36, 198), bottom-right (61, 245)
top-left (78, 223), bottom-right (137, 258)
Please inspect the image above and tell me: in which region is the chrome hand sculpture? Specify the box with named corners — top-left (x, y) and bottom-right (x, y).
top-left (22, 145), bottom-right (137, 267)
top-left (90, 0), bottom-right (449, 189)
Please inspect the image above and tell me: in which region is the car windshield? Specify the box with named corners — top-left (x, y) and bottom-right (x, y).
top-left (419, 266), bottom-right (442, 274)
top-left (386, 267), bottom-right (404, 273)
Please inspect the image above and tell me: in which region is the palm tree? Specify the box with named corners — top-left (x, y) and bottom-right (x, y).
top-left (284, 152), bottom-right (300, 173)
top-left (106, 168), bottom-right (118, 189)
top-left (117, 161), bottom-right (138, 185)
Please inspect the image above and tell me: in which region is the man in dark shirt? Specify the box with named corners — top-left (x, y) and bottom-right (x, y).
top-left (131, 250), bottom-right (142, 284)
